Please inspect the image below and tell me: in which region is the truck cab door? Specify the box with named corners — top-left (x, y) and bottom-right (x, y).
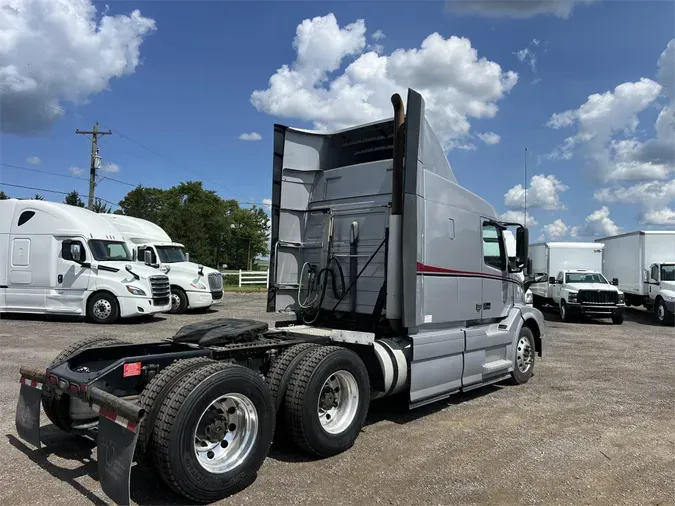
top-left (52, 239), bottom-right (91, 312)
top-left (480, 221), bottom-right (508, 319)
top-left (648, 263), bottom-right (660, 299)
top-left (553, 271), bottom-right (563, 301)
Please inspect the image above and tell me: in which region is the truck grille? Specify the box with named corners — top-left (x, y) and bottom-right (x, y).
top-left (578, 290), bottom-right (618, 305)
top-left (208, 272), bottom-right (223, 291)
top-left (150, 275), bottom-right (170, 306)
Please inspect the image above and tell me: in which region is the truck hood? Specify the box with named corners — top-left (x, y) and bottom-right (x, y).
top-left (163, 262), bottom-right (216, 277)
top-left (98, 261), bottom-right (162, 280)
top-left (660, 280), bottom-right (675, 293)
top-left (565, 283), bottom-right (620, 292)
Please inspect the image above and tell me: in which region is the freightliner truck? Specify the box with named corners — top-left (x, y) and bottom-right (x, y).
top-left (14, 89), bottom-right (546, 505)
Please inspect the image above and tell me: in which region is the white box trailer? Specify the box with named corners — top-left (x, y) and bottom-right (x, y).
top-left (528, 242), bottom-right (605, 305)
top-left (597, 231), bottom-right (675, 325)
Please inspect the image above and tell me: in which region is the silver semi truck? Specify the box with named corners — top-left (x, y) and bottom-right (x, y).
top-left (14, 89), bottom-right (546, 505)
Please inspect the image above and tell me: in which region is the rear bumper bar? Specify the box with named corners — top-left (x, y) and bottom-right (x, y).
top-left (16, 366), bottom-right (145, 506)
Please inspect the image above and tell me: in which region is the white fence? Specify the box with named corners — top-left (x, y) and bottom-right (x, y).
top-left (221, 270), bottom-right (269, 288)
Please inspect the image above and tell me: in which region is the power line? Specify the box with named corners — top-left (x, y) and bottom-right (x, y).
top-left (100, 175), bottom-right (139, 188)
top-left (0, 182), bottom-right (120, 208)
top-left (0, 162), bottom-right (88, 181)
top-left (114, 128), bottom-right (245, 200)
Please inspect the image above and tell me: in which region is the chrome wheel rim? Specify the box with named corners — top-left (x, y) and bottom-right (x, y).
top-left (93, 299), bottom-right (112, 320)
top-left (516, 336), bottom-right (533, 373)
top-left (193, 393), bottom-right (258, 474)
top-left (317, 370), bottom-right (359, 435)
top-left (658, 304), bottom-right (665, 321)
top-left (560, 303), bottom-right (566, 320)
top-left (171, 293), bottom-right (181, 311)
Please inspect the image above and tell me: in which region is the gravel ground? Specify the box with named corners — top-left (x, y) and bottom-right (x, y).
top-left (0, 295), bottom-right (673, 506)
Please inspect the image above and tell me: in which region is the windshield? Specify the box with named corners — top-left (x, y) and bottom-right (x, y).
top-left (89, 240), bottom-right (131, 262)
top-left (565, 272), bottom-right (608, 284)
top-left (156, 245), bottom-right (187, 263)
top-left (661, 265), bottom-right (675, 281)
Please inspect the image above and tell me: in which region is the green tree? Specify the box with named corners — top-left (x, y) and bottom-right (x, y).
top-left (64, 190), bottom-right (85, 207)
top-left (116, 181), bottom-right (270, 268)
top-left (92, 198), bottom-right (111, 213)
top-left (0, 191), bottom-right (9, 200)
top-left (34, 194), bottom-right (45, 200)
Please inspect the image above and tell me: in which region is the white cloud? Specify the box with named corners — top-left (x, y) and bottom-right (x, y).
top-left (251, 14), bottom-right (518, 151)
top-left (0, 0), bottom-right (156, 136)
top-left (372, 29), bottom-right (385, 41)
top-left (239, 132), bottom-right (262, 141)
top-left (477, 132), bottom-right (501, 145)
top-left (101, 162), bottom-right (120, 173)
top-left (513, 46), bottom-right (537, 75)
top-left (504, 174), bottom-right (568, 210)
top-left (641, 208), bottom-right (675, 226)
top-left (545, 39), bottom-right (675, 183)
top-left (570, 206), bottom-right (620, 238)
top-left (446, 0), bottom-right (596, 19)
top-left (594, 180), bottom-right (675, 207)
top-left (68, 166), bottom-right (84, 176)
top-left (499, 210), bottom-right (537, 227)
top-left (25, 156), bottom-right (41, 165)
top-left (541, 219), bottom-right (569, 240)
top-left (262, 198), bottom-right (272, 210)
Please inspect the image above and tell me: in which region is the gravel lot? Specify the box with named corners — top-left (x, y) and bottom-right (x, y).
top-left (0, 294), bottom-right (673, 506)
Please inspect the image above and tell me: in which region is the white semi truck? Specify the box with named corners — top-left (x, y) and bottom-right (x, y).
top-left (14, 89), bottom-right (546, 505)
top-left (98, 214), bottom-right (224, 314)
top-left (0, 199), bottom-right (170, 323)
top-left (597, 231), bottom-right (675, 325)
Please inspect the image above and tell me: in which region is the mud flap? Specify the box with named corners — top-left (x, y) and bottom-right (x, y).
top-left (15, 378), bottom-right (42, 449)
top-left (96, 412), bottom-right (141, 506)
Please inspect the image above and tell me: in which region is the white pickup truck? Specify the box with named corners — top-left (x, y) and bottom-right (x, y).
top-left (549, 269), bottom-right (625, 324)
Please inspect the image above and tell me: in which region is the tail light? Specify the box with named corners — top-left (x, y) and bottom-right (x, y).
top-left (69, 383), bottom-right (80, 394)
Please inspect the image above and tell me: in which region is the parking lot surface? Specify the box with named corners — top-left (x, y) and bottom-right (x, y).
top-left (0, 294), bottom-right (673, 506)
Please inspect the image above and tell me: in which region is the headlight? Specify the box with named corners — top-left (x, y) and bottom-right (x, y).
top-left (190, 282), bottom-right (207, 290)
top-left (662, 295), bottom-right (675, 302)
top-left (525, 291), bottom-right (533, 304)
top-left (618, 293), bottom-right (625, 304)
top-left (568, 292), bottom-right (578, 303)
top-left (126, 285), bottom-right (146, 296)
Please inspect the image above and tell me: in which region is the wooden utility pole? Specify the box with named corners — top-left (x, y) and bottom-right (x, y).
top-left (75, 123), bottom-right (112, 210)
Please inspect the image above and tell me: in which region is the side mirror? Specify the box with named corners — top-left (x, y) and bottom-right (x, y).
top-left (524, 273), bottom-right (548, 293)
top-left (515, 226), bottom-right (529, 269)
top-left (526, 258), bottom-right (532, 276)
top-left (612, 278), bottom-right (619, 286)
top-left (144, 249), bottom-right (152, 265)
top-left (70, 243), bottom-right (82, 262)
top-left (548, 276), bottom-right (556, 285)
top-left (185, 252), bottom-right (190, 262)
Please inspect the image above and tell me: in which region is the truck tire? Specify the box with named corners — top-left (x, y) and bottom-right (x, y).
top-left (532, 295), bottom-right (543, 309)
top-left (265, 343), bottom-right (320, 443)
top-left (559, 300), bottom-right (571, 322)
top-left (611, 313), bottom-right (624, 324)
top-left (169, 287), bottom-right (188, 314)
top-left (136, 357), bottom-right (216, 463)
top-left (86, 291), bottom-right (120, 324)
top-left (42, 337), bottom-right (128, 431)
top-left (284, 346), bottom-right (370, 457)
top-left (511, 327), bottom-right (535, 385)
top-left (152, 363), bottom-right (275, 503)
top-left (656, 299), bottom-right (674, 326)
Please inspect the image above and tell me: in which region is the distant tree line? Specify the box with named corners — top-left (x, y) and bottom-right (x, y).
top-left (0, 182), bottom-right (269, 269)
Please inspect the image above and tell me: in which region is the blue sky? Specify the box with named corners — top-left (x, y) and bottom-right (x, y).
top-left (1, 0), bottom-right (674, 240)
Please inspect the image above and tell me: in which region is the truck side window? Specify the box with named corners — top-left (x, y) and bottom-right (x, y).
top-left (17, 211), bottom-right (35, 227)
top-left (482, 222), bottom-right (506, 271)
top-left (138, 247), bottom-right (157, 264)
top-left (651, 265), bottom-right (659, 281)
top-left (61, 240), bottom-right (86, 261)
